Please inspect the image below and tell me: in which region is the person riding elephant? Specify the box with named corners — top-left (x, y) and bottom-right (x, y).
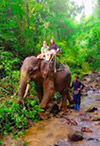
top-left (18, 56), bottom-right (72, 110)
top-left (37, 38), bottom-right (61, 61)
top-left (37, 41), bottom-right (49, 60)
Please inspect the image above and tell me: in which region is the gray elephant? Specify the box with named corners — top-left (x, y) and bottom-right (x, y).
top-left (18, 56), bottom-right (72, 110)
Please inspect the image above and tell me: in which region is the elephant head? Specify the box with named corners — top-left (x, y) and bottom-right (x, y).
top-left (39, 59), bottom-right (50, 78)
top-left (23, 56), bottom-right (50, 80)
top-left (18, 56), bottom-right (50, 100)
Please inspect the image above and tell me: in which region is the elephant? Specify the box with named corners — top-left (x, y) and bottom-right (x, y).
top-left (18, 56), bottom-right (72, 110)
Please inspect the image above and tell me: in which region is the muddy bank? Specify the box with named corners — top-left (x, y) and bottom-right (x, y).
top-left (23, 72), bottom-right (100, 146)
top-left (23, 95), bottom-right (100, 146)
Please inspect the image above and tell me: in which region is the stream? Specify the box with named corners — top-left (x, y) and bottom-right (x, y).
top-left (23, 73), bottom-right (100, 146)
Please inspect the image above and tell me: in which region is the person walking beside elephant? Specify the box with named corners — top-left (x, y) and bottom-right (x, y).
top-left (71, 76), bottom-right (85, 111)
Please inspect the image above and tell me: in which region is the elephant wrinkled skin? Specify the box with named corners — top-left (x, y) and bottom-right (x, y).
top-left (18, 56), bottom-right (72, 110)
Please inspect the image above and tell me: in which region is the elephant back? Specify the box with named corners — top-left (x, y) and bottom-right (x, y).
top-left (49, 60), bottom-right (65, 72)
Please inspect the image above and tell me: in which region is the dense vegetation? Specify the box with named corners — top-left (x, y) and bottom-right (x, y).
top-left (0, 99), bottom-right (42, 134)
top-left (0, 0), bottom-right (100, 140)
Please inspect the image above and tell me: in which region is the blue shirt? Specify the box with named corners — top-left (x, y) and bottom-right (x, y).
top-left (71, 81), bottom-right (85, 94)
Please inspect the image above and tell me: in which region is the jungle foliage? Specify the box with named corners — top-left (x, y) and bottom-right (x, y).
top-left (0, 0), bottom-right (100, 136)
top-left (0, 99), bottom-right (42, 135)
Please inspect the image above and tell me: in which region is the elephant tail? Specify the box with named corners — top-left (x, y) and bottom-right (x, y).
top-left (28, 67), bottom-right (33, 75)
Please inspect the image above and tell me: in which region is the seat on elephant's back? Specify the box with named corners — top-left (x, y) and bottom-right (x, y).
top-left (49, 60), bottom-right (65, 72)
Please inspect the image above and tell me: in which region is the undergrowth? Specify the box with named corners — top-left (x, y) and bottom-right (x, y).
top-left (0, 99), bottom-right (43, 135)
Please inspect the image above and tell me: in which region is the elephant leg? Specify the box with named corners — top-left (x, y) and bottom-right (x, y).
top-left (61, 88), bottom-right (73, 110)
top-left (61, 90), bottom-right (67, 111)
top-left (61, 72), bottom-right (72, 110)
top-left (40, 79), bottom-right (54, 109)
top-left (67, 88), bottom-right (74, 104)
top-left (37, 90), bottom-right (43, 102)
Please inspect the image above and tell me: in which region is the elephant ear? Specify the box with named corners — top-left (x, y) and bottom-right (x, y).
top-left (40, 60), bottom-right (50, 78)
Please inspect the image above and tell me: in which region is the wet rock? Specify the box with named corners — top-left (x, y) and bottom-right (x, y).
top-left (87, 138), bottom-right (100, 142)
top-left (96, 77), bottom-right (100, 82)
top-left (91, 115), bottom-right (100, 121)
top-left (85, 85), bottom-right (91, 90)
top-left (85, 107), bottom-right (97, 112)
top-left (95, 98), bottom-right (100, 101)
top-left (82, 93), bottom-right (88, 96)
top-left (68, 128), bottom-right (83, 141)
top-left (67, 119), bottom-right (78, 126)
top-left (53, 142), bottom-right (67, 146)
top-left (92, 71), bottom-right (97, 74)
top-left (81, 127), bottom-right (92, 133)
top-left (79, 113), bottom-right (91, 121)
top-left (83, 77), bottom-right (91, 82)
top-left (53, 139), bottom-right (69, 146)
top-left (57, 111), bottom-right (65, 117)
top-left (95, 122), bottom-right (100, 125)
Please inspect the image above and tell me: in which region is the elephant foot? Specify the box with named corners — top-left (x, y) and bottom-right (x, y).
top-left (40, 103), bottom-right (47, 110)
top-left (61, 106), bottom-right (67, 112)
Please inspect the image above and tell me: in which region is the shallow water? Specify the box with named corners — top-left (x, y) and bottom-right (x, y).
top-left (23, 117), bottom-right (70, 146)
top-left (23, 92), bottom-right (100, 146)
